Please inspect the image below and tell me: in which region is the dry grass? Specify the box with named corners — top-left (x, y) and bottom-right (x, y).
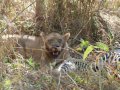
top-left (104, 0), bottom-right (120, 9)
top-left (0, 0), bottom-right (120, 90)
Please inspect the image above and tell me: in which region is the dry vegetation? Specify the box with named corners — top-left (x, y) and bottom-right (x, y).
top-left (0, 0), bottom-right (120, 90)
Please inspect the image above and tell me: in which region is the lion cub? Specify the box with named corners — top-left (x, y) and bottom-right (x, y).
top-left (41, 32), bottom-right (70, 65)
top-left (1, 32), bottom-right (70, 65)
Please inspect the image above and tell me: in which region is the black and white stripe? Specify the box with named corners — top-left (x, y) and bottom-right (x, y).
top-left (54, 48), bottom-right (120, 78)
top-left (56, 60), bottom-right (76, 73)
top-left (55, 58), bottom-right (90, 74)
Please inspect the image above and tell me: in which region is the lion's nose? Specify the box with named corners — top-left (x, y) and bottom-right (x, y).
top-left (56, 45), bottom-right (60, 47)
top-left (53, 44), bottom-right (60, 48)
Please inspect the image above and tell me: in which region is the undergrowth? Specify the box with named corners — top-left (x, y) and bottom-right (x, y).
top-left (0, 0), bottom-right (120, 90)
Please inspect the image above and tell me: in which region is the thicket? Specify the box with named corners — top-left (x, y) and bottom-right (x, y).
top-left (0, 0), bottom-right (120, 90)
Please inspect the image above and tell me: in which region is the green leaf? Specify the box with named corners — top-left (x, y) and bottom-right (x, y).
top-left (27, 57), bottom-right (35, 67)
top-left (96, 42), bottom-right (109, 51)
top-left (80, 40), bottom-right (89, 48)
top-left (83, 45), bottom-right (94, 60)
top-left (4, 79), bottom-right (11, 87)
top-left (76, 47), bottom-right (82, 51)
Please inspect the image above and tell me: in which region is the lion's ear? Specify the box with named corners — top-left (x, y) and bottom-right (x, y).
top-left (63, 32), bottom-right (70, 41)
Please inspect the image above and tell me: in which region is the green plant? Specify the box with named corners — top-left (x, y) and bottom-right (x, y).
top-left (77, 40), bottom-right (109, 60)
top-left (4, 79), bottom-right (11, 90)
top-left (26, 57), bottom-right (40, 70)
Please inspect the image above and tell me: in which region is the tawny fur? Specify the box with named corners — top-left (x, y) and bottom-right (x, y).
top-left (41, 32), bottom-right (70, 64)
top-left (2, 34), bottom-right (43, 62)
top-left (1, 33), bottom-right (70, 66)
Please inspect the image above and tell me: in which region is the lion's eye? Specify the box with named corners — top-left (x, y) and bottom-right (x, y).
top-left (58, 39), bottom-right (62, 43)
top-left (47, 39), bottom-right (63, 45)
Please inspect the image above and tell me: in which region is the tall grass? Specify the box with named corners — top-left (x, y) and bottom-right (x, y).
top-left (104, 0), bottom-right (120, 9)
top-left (44, 0), bottom-right (100, 38)
top-left (0, 0), bottom-right (120, 90)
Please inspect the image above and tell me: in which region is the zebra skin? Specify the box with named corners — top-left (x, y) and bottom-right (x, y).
top-left (54, 48), bottom-right (120, 79)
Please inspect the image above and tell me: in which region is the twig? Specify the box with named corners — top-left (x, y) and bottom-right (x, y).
top-left (0, 0), bottom-right (36, 34)
top-left (68, 47), bottom-right (83, 57)
top-left (73, 17), bottom-right (92, 41)
top-left (57, 72), bottom-right (62, 90)
top-left (64, 71), bottom-right (79, 88)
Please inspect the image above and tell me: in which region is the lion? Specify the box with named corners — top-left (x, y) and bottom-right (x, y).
top-left (1, 32), bottom-right (70, 66)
